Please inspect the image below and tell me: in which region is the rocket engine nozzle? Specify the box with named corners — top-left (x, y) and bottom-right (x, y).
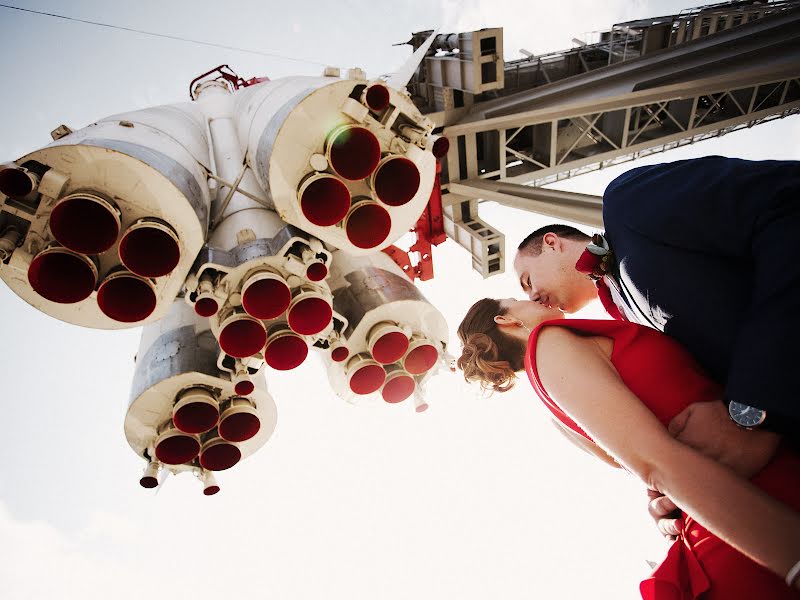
top-left (219, 398), bottom-right (261, 442)
top-left (172, 387), bottom-right (219, 435)
top-left (241, 271), bottom-right (291, 320)
top-left (287, 286), bottom-right (332, 336)
top-left (326, 125), bottom-right (381, 181)
top-left (363, 84), bottom-right (391, 112)
top-left (264, 324), bottom-right (308, 371)
top-left (97, 271), bottom-right (157, 323)
top-left (381, 367), bottom-right (416, 404)
top-left (0, 164), bottom-right (39, 197)
top-left (218, 311), bottom-right (267, 358)
top-left (371, 156), bottom-right (421, 207)
top-left (154, 424), bottom-right (201, 465)
top-left (298, 174), bottom-right (351, 227)
top-left (199, 432), bottom-right (241, 471)
top-left (347, 354), bottom-right (386, 395)
top-left (49, 192), bottom-right (121, 255)
top-left (344, 200), bottom-right (391, 249)
top-left (119, 220), bottom-right (181, 278)
top-left (27, 247), bottom-right (97, 304)
top-left (368, 322), bottom-right (409, 364)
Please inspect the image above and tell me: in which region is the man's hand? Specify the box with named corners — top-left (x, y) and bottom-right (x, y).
top-left (647, 488), bottom-right (682, 541)
top-left (668, 400), bottom-right (781, 479)
top-left (646, 400), bottom-right (781, 540)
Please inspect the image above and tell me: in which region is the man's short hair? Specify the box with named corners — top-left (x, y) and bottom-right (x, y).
top-left (517, 224), bottom-right (590, 256)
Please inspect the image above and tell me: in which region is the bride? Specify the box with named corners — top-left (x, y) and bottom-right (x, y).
top-left (457, 297), bottom-right (800, 599)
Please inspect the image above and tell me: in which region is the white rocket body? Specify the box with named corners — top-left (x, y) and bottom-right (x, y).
top-left (0, 59), bottom-right (449, 493)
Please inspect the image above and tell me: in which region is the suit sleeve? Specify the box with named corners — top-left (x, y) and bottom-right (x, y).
top-left (603, 156), bottom-right (800, 429)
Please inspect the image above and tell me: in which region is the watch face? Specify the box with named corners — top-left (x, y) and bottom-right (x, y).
top-left (728, 401), bottom-right (766, 428)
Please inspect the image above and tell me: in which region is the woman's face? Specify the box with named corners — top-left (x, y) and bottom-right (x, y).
top-left (499, 298), bottom-right (565, 329)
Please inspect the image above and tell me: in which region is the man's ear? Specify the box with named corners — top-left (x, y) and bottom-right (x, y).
top-left (494, 315), bottom-right (521, 327)
top-left (541, 232), bottom-right (560, 251)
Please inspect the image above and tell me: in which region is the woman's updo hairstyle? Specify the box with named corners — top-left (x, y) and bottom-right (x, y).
top-left (457, 298), bottom-right (527, 393)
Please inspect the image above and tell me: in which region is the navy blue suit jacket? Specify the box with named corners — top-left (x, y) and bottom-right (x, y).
top-left (602, 156), bottom-right (800, 436)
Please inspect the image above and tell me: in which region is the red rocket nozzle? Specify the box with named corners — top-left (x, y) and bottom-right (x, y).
top-left (331, 345), bottom-right (349, 362)
top-left (219, 400), bottom-right (260, 442)
top-left (432, 136), bottom-right (450, 158)
top-left (299, 174), bottom-right (351, 226)
top-left (139, 461), bottom-right (160, 489)
top-left (372, 157), bottom-right (420, 207)
top-left (381, 371), bottom-right (416, 404)
top-left (0, 165), bottom-right (37, 197)
top-left (172, 388), bottom-right (219, 435)
top-left (155, 429), bottom-right (201, 465)
top-left (327, 125), bottom-right (381, 180)
top-left (368, 323), bottom-right (409, 364)
top-left (199, 437), bottom-right (241, 471)
top-left (194, 295), bottom-right (219, 317)
top-left (241, 271), bottom-right (291, 320)
top-left (97, 271), bottom-right (157, 323)
top-left (139, 475), bottom-right (158, 488)
top-left (203, 484), bottom-right (220, 496)
top-left (49, 193), bottom-right (120, 255)
top-left (305, 261), bottom-right (328, 282)
top-left (218, 313), bottom-right (267, 358)
top-left (347, 355), bottom-right (386, 395)
top-left (119, 220), bottom-right (180, 278)
top-left (404, 341), bottom-right (439, 375)
top-left (364, 84), bottom-right (391, 111)
top-left (287, 289), bottom-right (332, 336)
top-left (234, 380), bottom-right (254, 396)
top-left (344, 201), bottom-right (391, 249)
top-left (27, 247), bottom-right (97, 304)
top-left (264, 328), bottom-right (308, 370)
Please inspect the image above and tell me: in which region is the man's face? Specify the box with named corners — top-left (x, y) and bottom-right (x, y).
top-left (513, 242), bottom-right (593, 313)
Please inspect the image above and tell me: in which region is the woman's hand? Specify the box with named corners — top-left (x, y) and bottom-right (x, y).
top-left (667, 400), bottom-right (781, 479)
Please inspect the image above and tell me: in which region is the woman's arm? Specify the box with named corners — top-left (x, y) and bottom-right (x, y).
top-left (549, 418), bottom-right (621, 469)
top-left (536, 326), bottom-right (800, 588)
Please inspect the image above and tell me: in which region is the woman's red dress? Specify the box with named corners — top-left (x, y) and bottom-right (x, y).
top-left (524, 319), bottom-right (800, 600)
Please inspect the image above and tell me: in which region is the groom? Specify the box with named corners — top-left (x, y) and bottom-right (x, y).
top-left (513, 155), bottom-right (800, 535)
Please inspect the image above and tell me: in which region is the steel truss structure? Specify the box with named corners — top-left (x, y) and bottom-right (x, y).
top-left (406, 0), bottom-right (800, 277)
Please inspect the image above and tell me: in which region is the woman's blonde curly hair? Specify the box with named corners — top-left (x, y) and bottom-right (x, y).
top-left (457, 298), bottom-right (527, 393)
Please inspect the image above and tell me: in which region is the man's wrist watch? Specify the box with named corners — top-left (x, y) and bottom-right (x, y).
top-left (727, 401), bottom-right (767, 428)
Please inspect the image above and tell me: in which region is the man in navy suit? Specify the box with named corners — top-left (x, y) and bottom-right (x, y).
top-left (513, 155), bottom-right (800, 535)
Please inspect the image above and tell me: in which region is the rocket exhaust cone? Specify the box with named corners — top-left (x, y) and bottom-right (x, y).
top-left (365, 84), bottom-right (390, 111)
top-left (327, 126), bottom-right (381, 181)
top-left (348, 362), bottom-right (386, 395)
top-left (97, 272), bottom-right (157, 323)
top-left (382, 373), bottom-right (416, 404)
top-left (173, 402), bottom-right (219, 435)
top-left (287, 295), bottom-right (332, 336)
top-left (344, 202), bottom-right (391, 249)
top-left (49, 193), bottom-right (120, 255)
top-left (219, 412), bottom-right (261, 443)
top-left (155, 434), bottom-right (200, 465)
top-left (264, 331), bottom-right (308, 371)
top-left (218, 314), bottom-right (267, 358)
top-left (28, 248), bottom-right (97, 304)
top-left (119, 221), bottom-right (180, 278)
top-left (0, 167), bottom-right (35, 197)
top-left (373, 157), bottom-right (420, 207)
top-left (241, 273), bottom-right (291, 320)
top-left (404, 343), bottom-right (439, 375)
top-left (199, 439), bottom-right (241, 471)
top-left (299, 175), bottom-right (350, 226)
top-left (432, 136), bottom-right (450, 158)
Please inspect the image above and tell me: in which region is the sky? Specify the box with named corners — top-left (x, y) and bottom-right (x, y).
top-left (1, 1), bottom-right (799, 599)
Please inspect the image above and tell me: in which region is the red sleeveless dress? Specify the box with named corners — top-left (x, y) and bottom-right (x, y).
top-left (524, 319), bottom-right (800, 600)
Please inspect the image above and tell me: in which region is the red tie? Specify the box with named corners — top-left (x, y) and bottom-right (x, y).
top-left (596, 279), bottom-right (627, 321)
